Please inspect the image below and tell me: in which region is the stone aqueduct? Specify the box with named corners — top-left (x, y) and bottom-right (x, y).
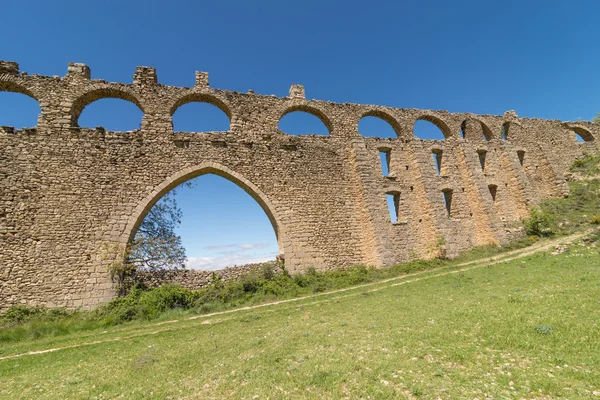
top-left (0, 60), bottom-right (598, 310)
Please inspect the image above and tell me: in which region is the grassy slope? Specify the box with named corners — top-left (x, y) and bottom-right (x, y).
top-left (1, 237), bottom-right (599, 399)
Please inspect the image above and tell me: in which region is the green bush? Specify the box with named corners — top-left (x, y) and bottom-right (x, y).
top-left (525, 208), bottom-right (556, 237)
top-left (1, 305), bottom-right (46, 324)
top-left (95, 284), bottom-right (200, 322)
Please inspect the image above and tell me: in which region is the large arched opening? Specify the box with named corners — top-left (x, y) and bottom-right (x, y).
top-left (278, 106), bottom-right (332, 136)
top-left (460, 118), bottom-right (494, 141)
top-left (170, 93), bottom-right (231, 133)
top-left (124, 164), bottom-right (286, 271)
top-left (172, 102), bottom-right (230, 132)
top-left (0, 85), bottom-right (41, 128)
top-left (78, 98), bottom-right (144, 131)
top-left (413, 116), bottom-right (451, 140)
top-left (72, 89), bottom-right (144, 130)
top-left (358, 112), bottom-right (401, 138)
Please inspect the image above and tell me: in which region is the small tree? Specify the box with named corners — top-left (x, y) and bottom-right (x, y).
top-left (127, 192), bottom-right (187, 271)
top-left (593, 112), bottom-right (600, 125)
top-left (525, 207), bottom-right (555, 237)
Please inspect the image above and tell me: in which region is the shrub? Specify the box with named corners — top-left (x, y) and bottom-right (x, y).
top-left (137, 285), bottom-right (199, 319)
top-left (1, 305), bottom-right (45, 324)
top-left (94, 284), bottom-right (201, 322)
top-left (590, 215), bottom-right (600, 224)
top-left (525, 208), bottom-right (555, 237)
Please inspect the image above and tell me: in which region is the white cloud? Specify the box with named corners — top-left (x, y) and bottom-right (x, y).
top-left (240, 243), bottom-right (269, 249)
top-left (203, 243), bottom-right (271, 251)
top-left (203, 244), bottom-right (238, 250)
top-left (187, 242), bottom-right (276, 270)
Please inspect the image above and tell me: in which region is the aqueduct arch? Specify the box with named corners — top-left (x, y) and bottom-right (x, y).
top-left (123, 163), bottom-right (290, 259)
top-left (0, 60), bottom-right (597, 310)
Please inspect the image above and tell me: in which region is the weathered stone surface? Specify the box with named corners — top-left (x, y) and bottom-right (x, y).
top-left (0, 60), bottom-right (598, 311)
top-left (125, 262), bottom-right (281, 291)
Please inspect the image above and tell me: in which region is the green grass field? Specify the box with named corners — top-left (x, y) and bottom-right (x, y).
top-left (1, 235), bottom-right (599, 399)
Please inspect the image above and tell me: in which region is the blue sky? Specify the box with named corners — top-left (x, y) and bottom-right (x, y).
top-left (1, 0), bottom-right (599, 269)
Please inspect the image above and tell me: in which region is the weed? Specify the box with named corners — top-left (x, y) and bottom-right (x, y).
top-left (535, 325), bottom-right (553, 335)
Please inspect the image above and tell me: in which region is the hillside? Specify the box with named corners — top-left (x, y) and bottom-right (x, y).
top-left (0, 232), bottom-right (598, 399)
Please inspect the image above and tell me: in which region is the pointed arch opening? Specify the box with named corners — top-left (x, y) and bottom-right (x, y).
top-left (124, 164), bottom-right (286, 271)
top-left (413, 116), bottom-right (451, 140)
top-left (0, 90), bottom-right (41, 128)
top-left (358, 112), bottom-right (401, 138)
top-left (279, 106), bottom-right (332, 136)
top-left (71, 88), bottom-right (144, 129)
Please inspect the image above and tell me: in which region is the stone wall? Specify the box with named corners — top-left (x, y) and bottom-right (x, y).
top-left (124, 262), bottom-right (281, 291)
top-left (1, 60), bottom-right (598, 311)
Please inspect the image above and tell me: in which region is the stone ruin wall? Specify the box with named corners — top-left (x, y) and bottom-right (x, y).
top-left (0, 60), bottom-right (598, 311)
top-left (124, 262), bottom-right (281, 292)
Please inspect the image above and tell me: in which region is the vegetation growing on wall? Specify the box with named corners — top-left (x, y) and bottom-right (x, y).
top-left (524, 152), bottom-right (600, 237)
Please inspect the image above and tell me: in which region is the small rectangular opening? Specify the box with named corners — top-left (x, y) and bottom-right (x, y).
top-left (442, 189), bottom-right (453, 218)
top-left (379, 150), bottom-right (391, 176)
top-left (501, 123), bottom-right (509, 140)
top-left (517, 150), bottom-right (525, 166)
top-left (386, 192), bottom-right (401, 223)
top-left (432, 150), bottom-right (443, 176)
top-left (488, 184), bottom-right (497, 202)
top-left (477, 150), bottom-right (487, 171)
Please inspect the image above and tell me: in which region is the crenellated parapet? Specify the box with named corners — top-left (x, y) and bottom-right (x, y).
top-left (1, 60), bottom-right (597, 144)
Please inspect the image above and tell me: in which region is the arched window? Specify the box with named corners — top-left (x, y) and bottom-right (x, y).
top-left (358, 114), bottom-right (400, 138)
top-left (78, 98), bottom-right (144, 131)
top-left (460, 118), bottom-right (493, 141)
top-left (0, 91), bottom-right (40, 128)
top-left (279, 109), bottom-right (330, 136)
top-left (129, 173), bottom-right (280, 271)
top-left (172, 102), bottom-right (230, 132)
top-left (570, 127), bottom-right (594, 143)
top-left (413, 117), bottom-right (449, 140)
